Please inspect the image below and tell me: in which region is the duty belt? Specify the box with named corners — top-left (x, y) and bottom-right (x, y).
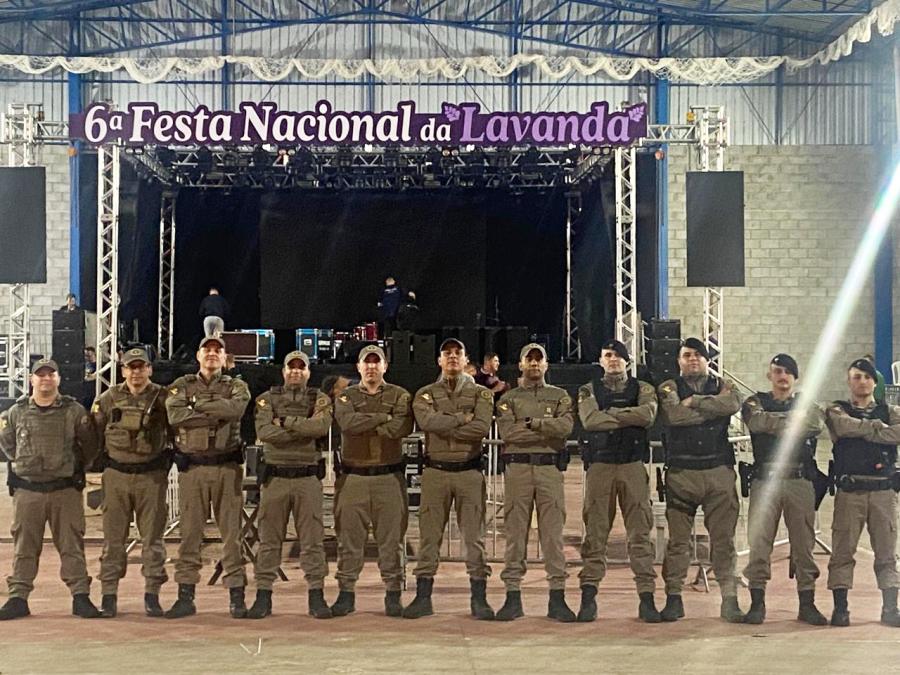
top-left (424, 456), bottom-right (482, 472)
top-left (268, 461), bottom-right (325, 479)
top-left (7, 472), bottom-right (82, 494)
top-left (503, 453), bottom-right (557, 466)
top-left (753, 464), bottom-right (807, 481)
top-left (667, 453), bottom-right (732, 471)
top-left (836, 475), bottom-right (895, 492)
top-left (105, 453), bottom-right (171, 475)
top-left (342, 461), bottom-right (406, 476)
top-left (174, 449), bottom-right (244, 471)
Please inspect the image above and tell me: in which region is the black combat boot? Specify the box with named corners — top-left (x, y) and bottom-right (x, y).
top-left (0, 597), bottom-right (29, 621)
top-left (384, 590), bottom-right (404, 617)
top-left (495, 591), bottom-right (524, 621)
top-left (880, 588), bottom-right (900, 627)
top-left (330, 590), bottom-right (355, 617)
top-left (469, 578), bottom-right (494, 620)
top-left (100, 594), bottom-right (117, 618)
top-left (744, 588), bottom-right (766, 625)
top-left (164, 583), bottom-right (196, 619)
top-left (308, 589), bottom-right (332, 619)
top-left (246, 589), bottom-right (272, 619)
top-left (660, 594), bottom-right (684, 622)
top-left (402, 577), bottom-right (434, 619)
top-left (229, 586), bottom-right (247, 619)
top-left (638, 592), bottom-right (662, 623)
top-left (797, 590), bottom-right (827, 626)
top-left (831, 588), bottom-right (850, 627)
top-left (547, 589), bottom-right (576, 623)
top-left (576, 585), bottom-right (597, 622)
top-left (72, 594), bottom-right (102, 619)
top-left (720, 595), bottom-right (745, 623)
top-left (144, 593), bottom-right (164, 618)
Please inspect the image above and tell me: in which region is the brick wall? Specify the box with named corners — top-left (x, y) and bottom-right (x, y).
top-left (666, 144), bottom-right (883, 403)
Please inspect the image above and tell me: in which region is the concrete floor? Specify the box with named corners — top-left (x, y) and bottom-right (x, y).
top-left (1, 461), bottom-right (899, 673)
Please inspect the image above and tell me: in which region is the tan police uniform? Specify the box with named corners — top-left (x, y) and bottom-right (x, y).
top-left (94, 373), bottom-right (170, 597)
top-left (165, 369), bottom-right (250, 588)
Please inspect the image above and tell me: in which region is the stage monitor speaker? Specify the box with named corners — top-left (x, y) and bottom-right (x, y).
top-left (0, 167), bottom-right (46, 284)
top-left (686, 171), bottom-right (745, 287)
top-left (412, 334), bottom-right (436, 365)
top-left (389, 331), bottom-right (412, 365)
top-left (500, 326), bottom-right (528, 364)
top-left (52, 309), bottom-right (85, 331)
top-left (646, 319), bottom-right (681, 340)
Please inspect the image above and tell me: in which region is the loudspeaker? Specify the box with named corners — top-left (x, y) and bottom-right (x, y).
top-left (57, 363), bottom-right (85, 386)
top-left (412, 334), bottom-right (436, 365)
top-left (646, 319), bottom-right (681, 340)
top-left (52, 309), bottom-right (85, 331)
top-left (52, 329), bottom-right (85, 367)
top-left (649, 366), bottom-right (679, 386)
top-left (686, 171), bottom-right (745, 287)
top-left (648, 338), bottom-right (681, 363)
top-left (389, 331), bottom-right (412, 365)
top-left (0, 166), bottom-right (46, 284)
top-left (499, 326), bottom-right (528, 364)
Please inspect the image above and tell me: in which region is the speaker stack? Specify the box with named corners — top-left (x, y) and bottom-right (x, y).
top-left (645, 318), bottom-right (681, 386)
top-left (52, 309), bottom-right (85, 396)
top-left (388, 331), bottom-right (412, 365)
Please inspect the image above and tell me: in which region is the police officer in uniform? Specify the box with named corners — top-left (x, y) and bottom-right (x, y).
top-left (246, 350), bottom-right (333, 620)
top-left (0, 359), bottom-right (101, 620)
top-left (93, 347), bottom-right (171, 618)
top-left (331, 345), bottom-right (413, 617)
top-left (657, 338), bottom-right (745, 623)
top-left (164, 336), bottom-right (251, 619)
top-left (577, 340), bottom-right (660, 623)
top-left (825, 357), bottom-right (900, 627)
top-left (404, 338), bottom-right (495, 620)
top-left (741, 353), bottom-right (828, 625)
top-left (495, 343), bottom-right (575, 622)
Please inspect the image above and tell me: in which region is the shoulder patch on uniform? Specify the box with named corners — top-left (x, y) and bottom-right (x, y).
top-left (80, 416), bottom-right (92, 426)
top-left (498, 402), bottom-right (509, 412)
top-left (829, 404), bottom-right (843, 413)
top-left (746, 399), bottom-right (758, 408)
top-left (661, 385), bottom-right (672, 394)
top-left (339, 394), bottom-right (349, 403)
top-left (91, 402), bottom-right (100, 414)
top-left (399, 393), bottom-right (411, 404)
top-left (560, 395), bottom-right (572, 407)
top-left (257, 398), bottom-right (267, 407)
top-left (421, 392), bottom-right (432, 402)
top-left (169, 387), bottom-right (178, 396)
top-left (479, 389), bottom-right (492, 400)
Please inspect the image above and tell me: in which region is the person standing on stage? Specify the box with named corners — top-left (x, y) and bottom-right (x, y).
top-left (246, 350), bottom-right (333, 620)
top-left (741, 353), bottom-right (828, 625)
top-left (404, 338), bottom-right (495, 620)
top-left (577, 340), bottom-right (660, 623)
top-left (93, 347), bottom-right (171, 618)
top-left (377, 276), bottom-right (403, 338)
top-left (495, 343), bottom-right (575, 622)
top-left (199, 286), bottom-right (230, 338)
top-left (164, 336), bottom-right (250, 619)
top-left (331, 345), bottom-right (413, 618)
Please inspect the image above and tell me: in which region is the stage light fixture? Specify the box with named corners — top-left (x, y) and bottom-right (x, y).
top-left (195, 146), bottom-right (214, 174)
top-left (252, 145), bottom-right (272, 168)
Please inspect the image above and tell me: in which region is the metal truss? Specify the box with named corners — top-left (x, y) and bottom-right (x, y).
top-left (614, 145), bottom-right (639, 375)
top-left (157, 190), bottom-right (176, 359)
top-left (694, 105), bottom-right (728, 377)
top-left (125, 145), bottom-right (597, 192)
top-left (564, 190), bottom-right (582, 361)
top-left (0, 1), bottom-right (864, 57)
top-left (1, 103), bottom-right (38, 397)
top-left (95, 143), bottom-right (120, 398)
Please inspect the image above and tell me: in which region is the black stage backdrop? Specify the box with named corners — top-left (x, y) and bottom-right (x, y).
top-left (259, 191), bottom-right (487, 329)
top-left (104, 161), bottom-right (657, 362)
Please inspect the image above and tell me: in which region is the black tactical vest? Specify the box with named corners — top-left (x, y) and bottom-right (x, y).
top-left (832, 401), bottom-right (897, 478)
top-left (582, 376), bottom-right (648, 464)
top-left (748, 392), bottom-right (816, 469)
top-left (664, 375), bottom-right (734, 470)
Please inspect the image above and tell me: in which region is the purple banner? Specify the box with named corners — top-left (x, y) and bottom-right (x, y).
top-left (70, 100), bottom-right (647, 147)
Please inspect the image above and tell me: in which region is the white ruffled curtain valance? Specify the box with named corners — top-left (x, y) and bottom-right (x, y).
top-left (0, 0), bottom-right (896, 86)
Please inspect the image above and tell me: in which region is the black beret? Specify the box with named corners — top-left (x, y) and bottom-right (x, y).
top-left (849, 358), bottom-right (877, 379)
top-left (770, 353), bottom-right (799, 379)
top-left (600, 339), bottom-right (630, 362)
top-left (681, 337), bottom-right (709, 361)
